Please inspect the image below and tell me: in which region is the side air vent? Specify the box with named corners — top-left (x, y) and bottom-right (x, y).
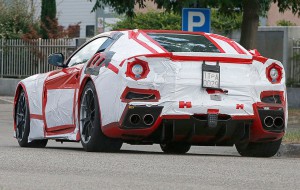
top-left (121, 87), bottom-right (161, 102)
top-left (125, 92), bottom-right (156, 101)
top-left (261, 95), bottom-right (282, 104)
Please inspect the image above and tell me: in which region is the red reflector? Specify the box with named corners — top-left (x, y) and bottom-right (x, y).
top-left (207, 109), bottom-right (219, 114)
top-left (179, 101), bottom-right (192, 108)
top-left (236, 104), bottom-right (244, 109)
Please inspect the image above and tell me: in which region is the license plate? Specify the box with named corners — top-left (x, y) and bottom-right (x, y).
top-left (202, 61), bottom-right (220, 89)
top-left (202, 71), bottom-right (220, 88)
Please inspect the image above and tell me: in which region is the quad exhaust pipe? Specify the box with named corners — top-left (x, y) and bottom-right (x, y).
top-left (129, 114), bottom-right (155, 126)
top-left (274, 117), bottom-right (284, 128)
top-left (143, 114), bottom-right (154, 125)
top-left (129, 114), bottom-right (141, 125)
top-left (263, 116), bottom-right (284, 129)
top-left (264, 116), bottom-right (274, 128)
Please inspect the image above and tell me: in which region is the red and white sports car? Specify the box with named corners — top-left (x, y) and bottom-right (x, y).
top-left (14, 30), bottom-right (287, 157)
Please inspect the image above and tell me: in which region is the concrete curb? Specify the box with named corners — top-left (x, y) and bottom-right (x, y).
top-left (278, 144), bottom-right (300, 157)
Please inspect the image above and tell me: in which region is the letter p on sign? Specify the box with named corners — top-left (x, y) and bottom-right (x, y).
top-left (182, 8), bottom-right (211, 33)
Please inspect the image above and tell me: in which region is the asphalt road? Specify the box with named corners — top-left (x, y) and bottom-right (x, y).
top-left (1, 97), bottom-right (300, 190)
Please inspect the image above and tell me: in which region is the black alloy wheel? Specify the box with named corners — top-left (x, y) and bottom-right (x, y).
top-left (15, 90), bottom-right (48, 148)
top-left (79, 81), bottom-right (122, 152)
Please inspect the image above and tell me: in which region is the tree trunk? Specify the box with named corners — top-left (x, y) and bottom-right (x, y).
top-left (240, 0), bottom-right (260, 50)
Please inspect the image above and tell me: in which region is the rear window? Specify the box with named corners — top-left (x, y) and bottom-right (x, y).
top-left (147, 33), bottom-right (220, 53)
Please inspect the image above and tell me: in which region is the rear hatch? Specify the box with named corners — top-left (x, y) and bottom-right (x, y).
top-left (128, 52), bottom-right (258, 116)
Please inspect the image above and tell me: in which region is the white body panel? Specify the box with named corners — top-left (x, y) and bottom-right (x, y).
top-left (16, 30), bottom-right (287, 142)
top-left (45, 89), bottom-right (75, 128)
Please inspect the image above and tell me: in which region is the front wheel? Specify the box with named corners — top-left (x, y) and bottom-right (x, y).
top-left (235, 138), bottom-right (282, 157)
top-left (79, 81), bottom-right (122, 152)
top-left (15, 90), bottom-right (48, 148)
top-left (160, 142), bottom-right (191, 154)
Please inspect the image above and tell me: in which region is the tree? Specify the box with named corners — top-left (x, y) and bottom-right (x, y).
top-left (90, 0), bottom-right (300, 50)
top-left (276, 20), bottom-right (296, 26)
top-left (41, 0), bottom-right (57, 39)
top-left (0, 0), bottom-right (35, 39)
top-left (111, 10), bottom-right (241, 35)
top-left (211, 9), bottom-right (242, 35)
top-left (111, 11), bottom-right (181, 30)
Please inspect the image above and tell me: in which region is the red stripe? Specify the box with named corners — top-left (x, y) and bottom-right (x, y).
top-left (120, 53), bottom-right (253, 68)
top-left (119, 53), bottom-right (172, 67)
top-left (207, 109), bottom-right (219, 114)
top-left (231, 115), bottom-right (255, 120)
top-left (162, 115), bottom-right (191, 119)
top-left (30, 114), bottom-right (43, 120)
top-left (206, 89), bottom-right (227, 94)
top-left (205, 35), bottom-right (225, 53)
top-left (230, 42), bottom-right (247, 54)
top-left (133, 37), bottom-right (158, 54)
top-left (253, 56), bottom-right (268, 64)
top-left (119, 59), bottom-right (126, 67)
top-left (140, 31), bottom-right (168, 53)
top-left (107, 63), bottom-right (119, 74)
top-left (209, 34), bottom-right (247, 54)
top-left (46, 125), bottom-right (75, 132)
top-left (170, 55), bottom-right (252, 64)
top-left (46, 126), bottom-right (75, 136)
top-left (128, 30), bottom-right (136, 39)
top-left (128, 30), bottom-right (158, 54)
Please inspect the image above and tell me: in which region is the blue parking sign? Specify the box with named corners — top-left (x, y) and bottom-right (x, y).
top-left (182, 8), bottom-right (211, 32)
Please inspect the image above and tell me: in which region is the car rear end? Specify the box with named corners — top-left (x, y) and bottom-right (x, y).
top-left (105, 30), bottom-right (287, 147)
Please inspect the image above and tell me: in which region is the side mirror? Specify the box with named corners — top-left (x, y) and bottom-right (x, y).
top-left (48, 53), bottom-right (66, 67)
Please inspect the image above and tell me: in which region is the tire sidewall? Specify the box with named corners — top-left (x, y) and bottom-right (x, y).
top-left (79, 81), bottom-right (102, 151)
top-left (16, 91), bottom-right (31, 147)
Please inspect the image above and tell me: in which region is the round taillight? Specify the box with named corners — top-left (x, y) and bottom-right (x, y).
top-left (270, 68), bottom-right (279, 81)
top-left (132, 64), bottom-right (144, 78)
top-left (126, 59), bottom-right (150, 80)
top-left (266, 63), bottom-right (283, 84)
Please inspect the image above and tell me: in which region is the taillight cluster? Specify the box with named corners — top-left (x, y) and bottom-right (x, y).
top-left (266, 63), bottom-right (283, 84)
top-left (126, 59), bottom-right (150, 80)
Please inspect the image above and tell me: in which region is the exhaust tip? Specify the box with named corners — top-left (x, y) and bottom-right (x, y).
top-left (274, 117), bottom-right (284, 129)
top-left (143, 114), bottom-right (154, 125)
top-left (264, 116), bottom-right (274, 128)
top-left (129, 114), bottom-right (141, 125)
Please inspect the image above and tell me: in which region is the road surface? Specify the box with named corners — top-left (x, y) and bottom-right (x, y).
top-left (0, 97), bottom-right (300, 190)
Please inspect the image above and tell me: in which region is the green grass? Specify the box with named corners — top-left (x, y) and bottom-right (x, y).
top-left (289, 108), bottom-right (300, 115)
top-left (283, 130), bottom-right (300, 143)
top-left (284, 108), bottom-right (300, 143)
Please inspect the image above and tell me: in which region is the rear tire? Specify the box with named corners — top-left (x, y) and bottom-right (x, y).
top-left (15, 90), bottom-right (48, 148)
top-left (235, 138), bottom-right (282, 157)
top-left (79, 81), bottom-right (122, 152)
top-left (160, 143), bottom-right (191, 154)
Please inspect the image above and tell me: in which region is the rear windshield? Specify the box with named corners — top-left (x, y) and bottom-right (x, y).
top-left (147, 33), bottom-right (220, 53)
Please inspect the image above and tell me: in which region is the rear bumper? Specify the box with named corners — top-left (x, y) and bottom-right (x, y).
top-left (148, 116), bottom-right (252, 146)
top-left (102, 103), bottom-right (285, 145)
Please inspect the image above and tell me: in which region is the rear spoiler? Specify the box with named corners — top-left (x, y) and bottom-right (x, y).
top-left (120, 52), bottom-right (255, 67)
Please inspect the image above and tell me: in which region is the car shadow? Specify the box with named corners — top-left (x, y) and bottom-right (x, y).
top-left (42, 146), bottom-right (240, 157)
top-left (7, 144), bottom-right (240, 157)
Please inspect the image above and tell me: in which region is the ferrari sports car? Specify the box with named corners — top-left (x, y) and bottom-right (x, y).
top-left (14, 29), bottom-right (287, 157)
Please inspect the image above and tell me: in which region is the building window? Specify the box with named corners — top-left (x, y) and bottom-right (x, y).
top-left (86, 25), bottom-right (95, 37)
